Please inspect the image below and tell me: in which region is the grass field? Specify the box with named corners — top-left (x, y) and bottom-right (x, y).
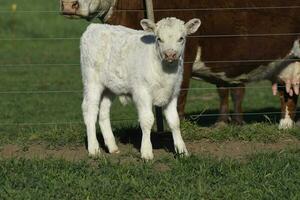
top-left (0, 1), bottom-right (299, 199)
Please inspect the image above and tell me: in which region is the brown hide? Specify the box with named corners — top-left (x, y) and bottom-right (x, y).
top-left (108, 0), bottom-right (300, 79)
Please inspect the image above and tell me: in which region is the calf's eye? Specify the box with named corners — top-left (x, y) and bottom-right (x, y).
top-left (178, 37), bottom-right (184, 42)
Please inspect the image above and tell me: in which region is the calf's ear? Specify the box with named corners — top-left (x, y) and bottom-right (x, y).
top-left (140, 19), bottom-right (156, 32)
top-left (185, 18), bottom-right (201, 35)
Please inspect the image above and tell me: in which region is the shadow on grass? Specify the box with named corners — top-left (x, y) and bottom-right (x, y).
top-left (84, 107), bottom-right (299, 153)
top-left (85, 126), bottom-right (175, 154)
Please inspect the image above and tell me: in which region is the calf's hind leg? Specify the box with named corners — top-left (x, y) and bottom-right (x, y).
top-left (82, 84), bottom-right (104, 157)
top-left (99, 91), bottom-right (119, 154)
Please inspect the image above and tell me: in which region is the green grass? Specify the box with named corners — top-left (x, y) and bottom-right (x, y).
top-left (0, 150), bottom-right (299, 200)
top-left (181, 121), bottom-right (300, 142)
top-left (0, 1), bottom-right (299, 199)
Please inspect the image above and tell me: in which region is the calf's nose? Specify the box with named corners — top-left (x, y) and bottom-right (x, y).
top-left (164, 50), bottom-right (177, 60)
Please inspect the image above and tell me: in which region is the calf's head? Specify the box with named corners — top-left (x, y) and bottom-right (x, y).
top-left (60, 0), bottom-right (113, 19)
top-left (141, 17), bottom-right (201, 63)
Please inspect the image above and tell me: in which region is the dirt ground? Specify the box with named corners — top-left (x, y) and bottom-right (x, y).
top-left (1, 138), bottom-right (299, 162)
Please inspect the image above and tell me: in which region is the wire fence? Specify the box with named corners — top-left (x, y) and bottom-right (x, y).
top-left (1, 57), bottom-right (300, 69)
top-left (1, 4), bottom-right (300, 127)
top-left (0, 85), bottom-right (291, 95)
top-left (1, 5), bottom-right (300, 13)
top-left (1, 32), bottom-right (300, 41)
top-left (1, 110), bottom-right (298, 127)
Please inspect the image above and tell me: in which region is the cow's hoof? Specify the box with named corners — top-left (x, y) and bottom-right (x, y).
top-left (232, 120), bottom-right (246, 126)
top-left (279, 118), bottom-right (294, 129)
top-left (214, 121), bottom-right (228, 128)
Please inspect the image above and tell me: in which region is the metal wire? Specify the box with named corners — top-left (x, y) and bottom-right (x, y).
top-left (0, 110), bottom-right (296, 127)
top-left (0, 63), bottom-right (79, 67)
top-left (116, 6), bottom-right (300, 12)
top-left (1, 57), bottom-right (300, 69)
top-left (1, 32), bottom-right (300, 41)
top-left (0, 85), bottom-right (288, 94)
top-left (1, 5), bottom-right (300, 13)
top-left (189, 111), bottom-right (291, 118)
top-left (0, 90), bottom-right (82, 94)
top-left (0, 37), bottom-right (79, 41)
top-left (0, 118), bottom-right (137, 126)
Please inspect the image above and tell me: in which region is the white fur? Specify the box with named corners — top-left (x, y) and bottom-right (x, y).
top-left (80, 17), bottom-right (200, 159)
top-left (279, 106), bottom-right (294, 129)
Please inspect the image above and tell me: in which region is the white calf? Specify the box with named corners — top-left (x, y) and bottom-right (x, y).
top-left (80, 17), bottom-right (201, 159)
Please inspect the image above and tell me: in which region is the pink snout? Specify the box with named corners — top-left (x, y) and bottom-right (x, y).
top-left (60, 0), bottom-right (79, 15)
top-left (163, 50), bottom-right (178, 62)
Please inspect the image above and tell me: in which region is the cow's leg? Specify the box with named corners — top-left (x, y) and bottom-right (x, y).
top-left (216, 85), bottom-right (230, 124)
top-left (99, 91), bottom-right (119, 154)
top-left (82, 84), bottom-right (104, 157)
top-left (230, 84), bottom-right (246, 125)
top-left (134, 91), bottom-right (154, 160)
top-left (279, 88), bottom-right (298, 129)
top-left (164, 98), bottom-right (188, 156)
top-left (177, 63), bottom-right (192, 118)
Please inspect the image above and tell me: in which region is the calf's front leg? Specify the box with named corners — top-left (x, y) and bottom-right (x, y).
top-left (134, 91), bottom-right (154, 160)
top-left (164, 98), bottom-right (189, 156)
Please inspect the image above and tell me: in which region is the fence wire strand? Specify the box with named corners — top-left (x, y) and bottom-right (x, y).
top-left (1, 58), bottom-right (300, 69)
top-left (1, 110), bottom-right (298, 127)
top-left (0, 85), bottom-right (290, 94)
top-left (1, 5), bottom-right (300, 13)
top-left (1, 32), bottom-right (300, 41)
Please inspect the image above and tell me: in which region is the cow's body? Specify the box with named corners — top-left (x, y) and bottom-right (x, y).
top-left (61, 0), bottom-right (300, 127)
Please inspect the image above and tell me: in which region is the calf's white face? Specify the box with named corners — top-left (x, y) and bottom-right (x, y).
top-left (141, 18), bottom-right (201, 63)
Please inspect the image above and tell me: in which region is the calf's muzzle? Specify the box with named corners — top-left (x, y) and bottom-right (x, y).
top-left (163, 50), bottom-right (178, 63)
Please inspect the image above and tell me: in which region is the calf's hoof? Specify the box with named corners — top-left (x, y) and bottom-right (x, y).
top-left (175, 143), bottom-right (189, 157)
top-left (141, 142), bottom-right (153, 160)
top-left (279, 118), bottom-right (294, 130)
top-left (88, 148), bottom-right (102, 158)
top-left (107, 143), bottom-right (120, 154)
top-left (141, 151), bottom-right (154, 160)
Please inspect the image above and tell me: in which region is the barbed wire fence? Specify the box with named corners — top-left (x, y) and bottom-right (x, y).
top-left (1, 5), bottom-right (300, 127)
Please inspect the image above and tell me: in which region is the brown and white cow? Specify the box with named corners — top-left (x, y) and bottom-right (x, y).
top-left (193, 40), bottom-right (300, 129)
top-left (60, 0), bottom-right (300, 129)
